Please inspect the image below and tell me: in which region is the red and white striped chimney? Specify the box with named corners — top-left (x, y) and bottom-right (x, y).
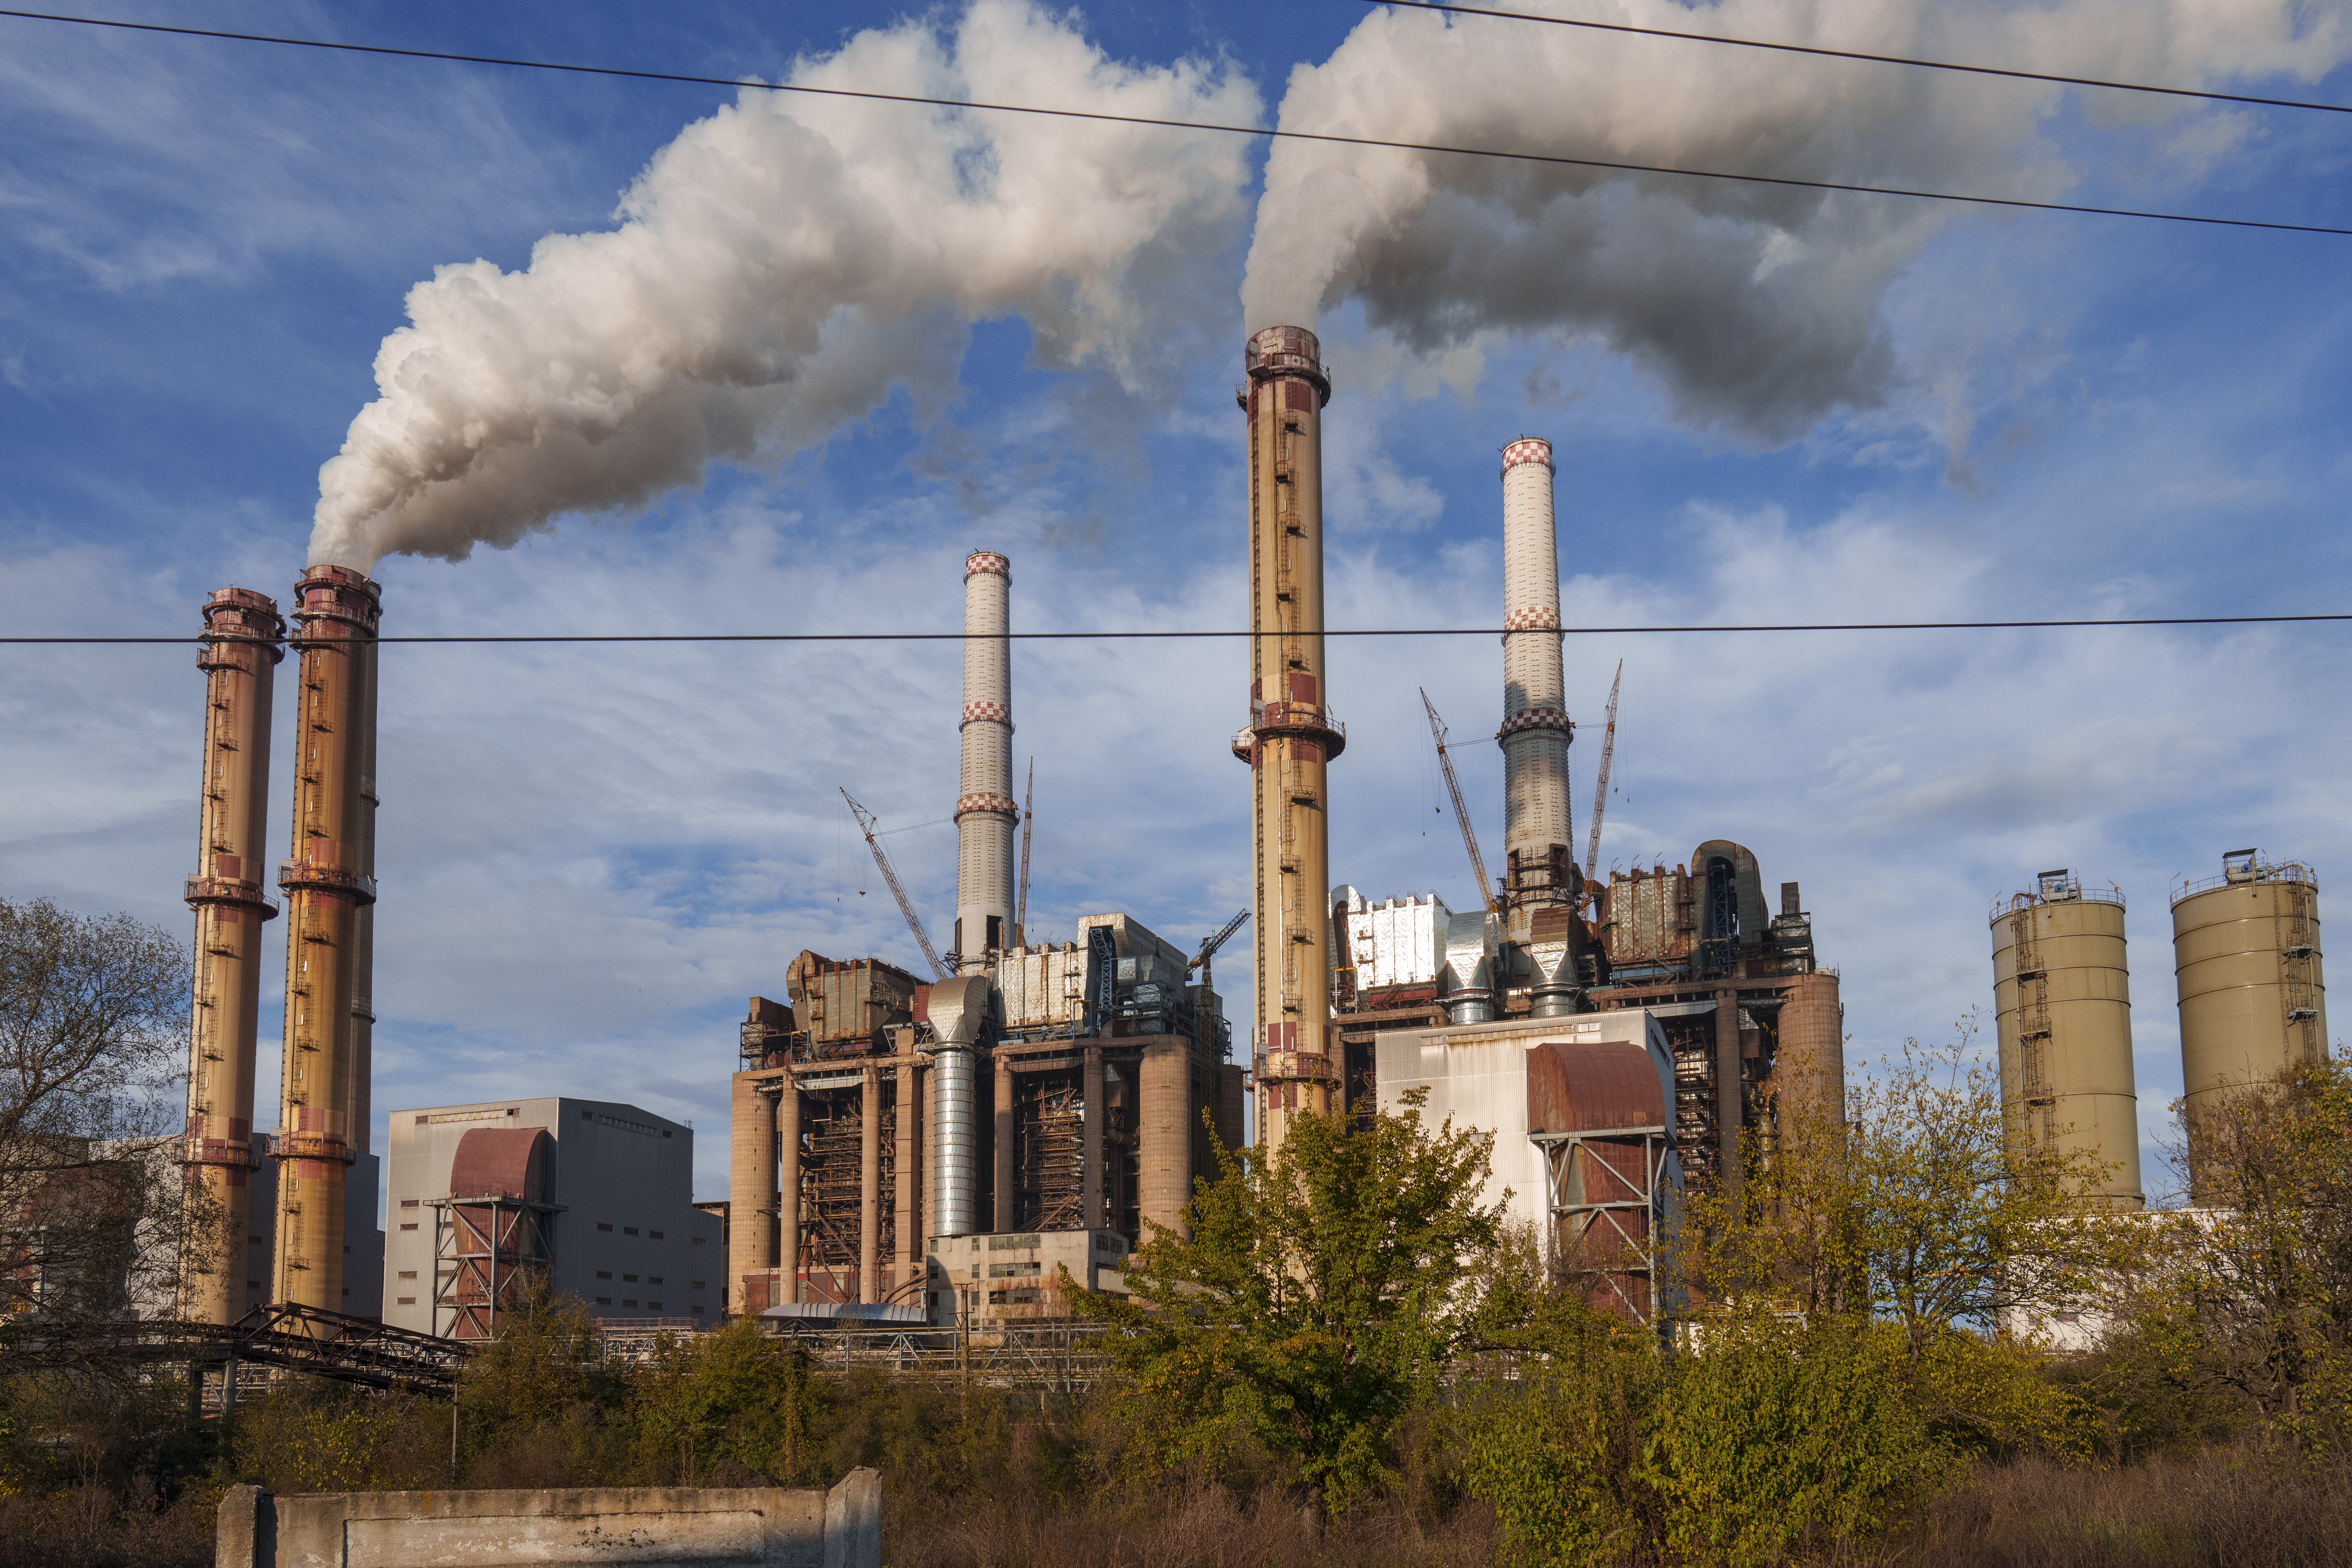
top-left (1499, 438), bottom-right (1572, 938)
top-left (954, 551), bottom-right (1017, 969)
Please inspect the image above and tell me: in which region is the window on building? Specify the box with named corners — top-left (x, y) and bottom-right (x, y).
top-left (649, 1230), bottom-right (664, 1239)
top-left (690, 1281), bottom-right (705, 1290)
top-left (692, 1236), bottom-right (707, 1245)
top-left (649, 1301), bottom-right (663, 1310)
top-left (648, 1276), bottom-right (663, 1285)
top-left (596, 1297), bottom-right (611, 1305)
top-left (623, 1299), bottom-right (637, 1308)
top-left (397, 1270), bottom-right (417, 1280)
top-left (692, 1305), bottom-right (705, 1315)
top-left (398, 1223), bottom-right (417, 1232)
top-left (622, 1274), bottom-right (637, 1283)
top-left (624, 1227), bottom-right (639, 1236)
top-left (596, 1271), bottom-right (612, 1280)
top-left (395, 1296), bottom-right (416, 1305)
top-left (398, 1198), bottom-right (419, 1209)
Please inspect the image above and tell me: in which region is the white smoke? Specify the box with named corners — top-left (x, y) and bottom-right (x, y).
top-left (1242, 0), bottom-right (2349, 441)
top-left (308, 0), bottom-right (1260, 569)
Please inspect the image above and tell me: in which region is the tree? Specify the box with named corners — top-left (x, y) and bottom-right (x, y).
top-left (2119, 1055), bottom-right (2352, 1451)
top-left (0, 897), bottom-right (193, 1328)
top-left (630, 1317), bottom-right (825, 1485)
top-left (1071, 1094), bottom-right (1505, 1513)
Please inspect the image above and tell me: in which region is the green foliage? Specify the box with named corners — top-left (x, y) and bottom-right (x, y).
top-left (631, 1318), bottom-right (826, 1484)
top-left (1071, 1094), bottom-right (1505, 1512)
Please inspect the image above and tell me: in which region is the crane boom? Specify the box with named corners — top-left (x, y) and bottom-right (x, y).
top-left (1015, 757), bottom-right (1034, 949)
top-left (1188, 907), bottom-right (1251, 974)
top-left (1420, 688), bottom-right (1496, 915)
top-left (1583, 660), bottom-right (1623, 887)
top-left (840, 787), bottom-right (951, 981)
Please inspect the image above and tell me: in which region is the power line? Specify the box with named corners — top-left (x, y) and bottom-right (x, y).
top-left (1362, 0), bottom-right (2352, 117)
top-left (6, 613), bottom-right (2349, 646)
top-left (3, 8), bottom-right (2348, 239)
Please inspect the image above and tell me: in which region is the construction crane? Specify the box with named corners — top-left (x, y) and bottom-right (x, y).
top-left (1583, 660), bottom-right (1623, 891)
top-left (1420, 688), bottom-right (1497, 915)
top-left (840, 787), bottom-right (950, 981)
top-left (1188, 907), bottom-right (1251, 981)
top-left (1014, 757), bottom-right (1034, 950)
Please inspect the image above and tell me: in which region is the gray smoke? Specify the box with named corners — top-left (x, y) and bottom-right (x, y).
top-left (309, 0), bottom-right (1259, 570)
top-left (1242, 0), bottom-right (2348, 441)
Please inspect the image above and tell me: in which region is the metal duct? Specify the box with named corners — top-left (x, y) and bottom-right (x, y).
top-left (1499, 438), bottom-right (1572, 941)
top-left (927, 973), bottom-right (990, 1236)
top-left (271, 565), bottom-right (379, 1313)
top-left (1236, 326), bottom-right (1344, 1153)
top-left (1441, 912), bottom-right (1496, 1025)
top-left (954, 552), bottom-right (1017, 971)
top-left (179, 587), bottom-right (284, 1325)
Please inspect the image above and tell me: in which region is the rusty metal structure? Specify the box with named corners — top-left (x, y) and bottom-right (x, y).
top-left (1990, 871), bottom-right (2144, 1210)
top-left (179, 588), bottom-right (285, 1325)
top-left (1527, 1035), bottom-right (1674, 1325)
top-left (270, 565), bottom-right (380, 1314)
top-left (1235, 326), bottom-right (1344, 1154)
top-left (428, 1127), bottom-right (559, 1340)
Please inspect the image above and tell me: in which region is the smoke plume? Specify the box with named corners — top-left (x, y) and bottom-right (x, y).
top-left (1242, 0), bottom-right (2348, 441)
top-left (309, 1), bottom-right (1258, 570)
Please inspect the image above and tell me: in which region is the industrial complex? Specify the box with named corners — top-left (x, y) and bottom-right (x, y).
top-left (164, 324), bottom-right (2328, 1350)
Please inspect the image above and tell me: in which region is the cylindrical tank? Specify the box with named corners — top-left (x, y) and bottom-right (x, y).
top-left (1139, 1037), bottom-right (1192, 1239)
top-left (1776, 969), bottom-right (1845, 1138)
top-left (728, 1069), bottom-right (778, 1315)
top-left (1238, 326), bottom-right (1344, 1154)
top-left (1989, 872), bottom-right (2144, 1210)
top-left (272, 565), bottom-right (380, 1310)
top-left (1498, 437), bottom-right (1573, 941)
top-left (179, 587), bottom-right (284, 1325)
top-left (2173, 848), bottom-right (2326, 1125)
top-left (954, 551), bottom-right (1018, 970)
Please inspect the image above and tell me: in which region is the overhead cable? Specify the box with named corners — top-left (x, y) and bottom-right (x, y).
top-left (7, 613), bottom-right (2350, 646)
top-left (2, 8), bottom-right (2348, 238)
top-left (1360, 0), bottom-right (2352, 117)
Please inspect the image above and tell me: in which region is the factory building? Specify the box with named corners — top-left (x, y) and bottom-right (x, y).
top-left (1349, 436), bottom-right (1842, 1278)
top-left (1990, 871), bottom-right (2145, 1210)
top-left (726, 549), bottom-right (1243, 1333)
top-left (382, 1097), bottom-right (717, 1336)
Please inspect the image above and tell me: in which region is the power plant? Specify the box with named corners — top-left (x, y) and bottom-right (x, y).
top-left (158, 325), bottom-right (2334, 1347)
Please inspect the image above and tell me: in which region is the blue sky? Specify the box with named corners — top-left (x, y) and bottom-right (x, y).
top-left (4, 0), bottom-right (2349, 1206)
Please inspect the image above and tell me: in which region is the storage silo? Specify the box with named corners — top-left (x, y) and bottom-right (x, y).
top-left (2172, 848), bottom-right (2326, 1125)
top-left (1989, 870), bottom-right (2144, 1210)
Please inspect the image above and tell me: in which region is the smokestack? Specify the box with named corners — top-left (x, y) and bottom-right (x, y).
top-left (954, 551), bottom-right (1017, 971)
top-left (270, 565), bottom-right (380, 1314)
top-left (1499, 438), bottom-right (1573, 944)
top-left (179, 588), bottom-right (284, 1324)
top-left (1237, 326), bottom-right (1342, 1155)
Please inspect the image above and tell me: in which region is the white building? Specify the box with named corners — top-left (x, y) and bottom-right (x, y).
top-left (383, 1097), bottom-right (719, 1336)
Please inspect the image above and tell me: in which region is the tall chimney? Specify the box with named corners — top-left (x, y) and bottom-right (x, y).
top-left (1237, 326), bottom-right (1342, 1155)
top-left (953, 551), bottom-right (1017, 970)
top-left (179, 588), bottom-right (284, 1324)
top-left (270, 564), bottom-right (380, 1314)
top-left (1499, 438), bottom-right (1573, 943)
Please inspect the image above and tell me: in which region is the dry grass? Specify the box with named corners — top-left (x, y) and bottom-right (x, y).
top-left (1883, 1448), bottom-right (2352, 1568)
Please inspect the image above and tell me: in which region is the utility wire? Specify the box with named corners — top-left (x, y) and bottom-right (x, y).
top-left (7, 614), bottom-right (2350, 646)
top-left (1360, 0), bottom-right (2352, 117)
top-left (3, 8), bottom-right (2348, 238)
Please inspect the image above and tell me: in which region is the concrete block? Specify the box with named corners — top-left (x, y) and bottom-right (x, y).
top-left (214, 1472), bottom-right (882, 1568)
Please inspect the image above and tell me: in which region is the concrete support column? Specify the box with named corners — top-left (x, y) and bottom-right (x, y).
top-left (859, 1067), bottom-right (881, 1305)
top-left (1140, 1037), bottom-right (1191, 1239)
top-left (1082, 1045), bottom-right (1105, 1230)
top-left (994, 1053), bottom-right (1016, 1232)
top-left (778, 1078), bottom-right (800, 1306)
top-left (728, 1073), bottom-right (779, 1317)
top-left (894, 1059), bottom-right (919, 1287)
top-left (1715, 988), bottom-right (1743, 1201)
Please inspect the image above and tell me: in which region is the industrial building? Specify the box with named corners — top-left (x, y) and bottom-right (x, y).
top-left (382, 1097), bottom-right (717, 1336)
top-left (726, 550), bottom-right (1245, 1333)
top-left (1348, 434), bottom-right (1843, 1276)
